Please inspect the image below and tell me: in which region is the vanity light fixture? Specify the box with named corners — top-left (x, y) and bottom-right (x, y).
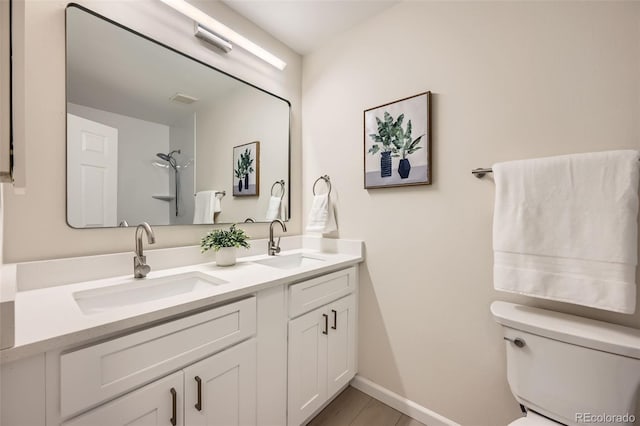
top-left (194, 23), bottom-right (232, 53)
top-left (158, 0), bottom-right (287, 71)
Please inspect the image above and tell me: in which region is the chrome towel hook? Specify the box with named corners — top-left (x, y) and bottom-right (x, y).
top-left (312, 175), bottom-right (331, 196)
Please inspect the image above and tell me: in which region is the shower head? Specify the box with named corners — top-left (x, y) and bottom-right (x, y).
top-left (156, 150), bottom-right (181, 169)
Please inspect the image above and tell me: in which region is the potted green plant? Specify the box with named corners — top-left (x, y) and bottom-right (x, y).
top-left (393, 118), bottom-right (424, 179)
top-left (200, 224), bottom-right (250, 266)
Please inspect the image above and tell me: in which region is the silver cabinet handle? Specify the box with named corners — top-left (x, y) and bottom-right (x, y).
top-left (504, 337), bottom-right (526, 348)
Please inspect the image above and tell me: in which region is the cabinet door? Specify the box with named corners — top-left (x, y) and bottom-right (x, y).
top-left (327, 295), bottom-right (356, 396)
top-left (287, 306), bottom-right (328, 426)
top-left (62, 371), bottom-right (183, 426)
top-left (184, 339), bottom-right (257, 426)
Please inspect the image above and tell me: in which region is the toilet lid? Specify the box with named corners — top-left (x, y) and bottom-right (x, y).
top-left (509, 412), bottom-right (560, 426)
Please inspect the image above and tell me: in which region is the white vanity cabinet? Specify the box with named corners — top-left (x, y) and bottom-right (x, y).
top-left (52, 296), bottom-right (258, 426)
top-left (62, 339), bottom-right (257, 426)
top-left (287, 268), bottom-right (358, 426)
top-left (0, 258), bottom-right (362, 426)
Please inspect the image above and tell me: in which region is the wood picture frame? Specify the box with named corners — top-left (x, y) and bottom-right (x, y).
top-left (364, 91), bottom-right (431, 189)
top-left (232, 141), bottom-right (260, 197)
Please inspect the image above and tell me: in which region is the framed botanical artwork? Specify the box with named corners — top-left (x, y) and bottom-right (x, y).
top-left (364, 91), bottom-right (431, 189)
top-left (232, 141), bottom-right (260, 196)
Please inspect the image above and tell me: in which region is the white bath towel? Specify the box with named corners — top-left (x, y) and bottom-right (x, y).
top-left (493, 150), bottom-right (640, 313)
top-left (306, 193), bottom-right (337, 234)
top-left (193, 191), bottom-right (221, 224)
top-left (265, 196), bottom-right (283, 221)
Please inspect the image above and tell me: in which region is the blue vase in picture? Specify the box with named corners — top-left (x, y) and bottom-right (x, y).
top-left (244, 174), bottom-right (249, 190)
top-left (380, 151), bottom-right (392, 178)
top-left (398, 158), bottom-right (411, 179)
top-left (238, 180), bottom-right (243, 192)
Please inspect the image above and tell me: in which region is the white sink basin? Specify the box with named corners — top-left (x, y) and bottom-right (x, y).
top-left (73, 272), bottom-right (227, 315)
top-left (254, 253), bottom-right (326, 270)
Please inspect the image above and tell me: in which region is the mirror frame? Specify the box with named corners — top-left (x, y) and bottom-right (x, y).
top-left (65, 3), bottom-right (292, 228)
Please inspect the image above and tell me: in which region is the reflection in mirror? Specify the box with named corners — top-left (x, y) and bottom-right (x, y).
top-left (66, 5), bottom-right (290, 228)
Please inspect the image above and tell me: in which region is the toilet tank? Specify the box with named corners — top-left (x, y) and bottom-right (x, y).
top-left (491, 302), bottom-right (640, 426)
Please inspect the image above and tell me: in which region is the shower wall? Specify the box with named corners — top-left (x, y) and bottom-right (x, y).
top-left (169, 113), bottom-right (196, 225)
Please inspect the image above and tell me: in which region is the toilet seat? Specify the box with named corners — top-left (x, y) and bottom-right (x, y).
top-left (508, 412), bottom-right (561, 425)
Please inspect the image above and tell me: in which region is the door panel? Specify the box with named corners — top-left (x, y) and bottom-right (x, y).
top-left (287, 307), bottom-right (327, 426)
top-left (327, 295), bottom-right (356, 396)
top-left (184, 339), bottom-right (257, 426)
top-left (62, 371), bottom-right (183, 426)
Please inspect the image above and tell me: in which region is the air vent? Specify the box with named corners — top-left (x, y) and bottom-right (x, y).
top-left (170, 93), bottom-right (199, 104)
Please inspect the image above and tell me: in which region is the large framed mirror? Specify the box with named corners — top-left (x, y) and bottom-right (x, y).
top-left (65, 4), bottom-right (290, 228)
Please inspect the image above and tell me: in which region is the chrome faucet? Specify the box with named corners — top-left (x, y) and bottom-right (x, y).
top-left (134, 222), bottom-right (156, 278)
top-left (268, 219), bottom-right (287, 256)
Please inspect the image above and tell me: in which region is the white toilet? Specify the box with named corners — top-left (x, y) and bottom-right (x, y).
top-left (491, 301), bottom-right (640, 426)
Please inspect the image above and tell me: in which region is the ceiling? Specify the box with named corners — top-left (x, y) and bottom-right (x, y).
top-left (221, 0), bottom-right (400, 55)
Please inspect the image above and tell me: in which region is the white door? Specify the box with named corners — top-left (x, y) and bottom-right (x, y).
top-left (62, 371), bottom-right (183, 426)
top-left (184, 339), bottom-right (257, 426)
top-left (327, 295), bottom-right (357, 396)
top-left (287, 307), bottom-right (328, 426)
top-left (67, 113), bottom-right (118, 228)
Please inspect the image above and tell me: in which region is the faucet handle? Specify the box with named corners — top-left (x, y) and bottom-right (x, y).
top-left (275, 237), bottom-right (281, 253)
top-left (134, 255), bottom-right (151, 278)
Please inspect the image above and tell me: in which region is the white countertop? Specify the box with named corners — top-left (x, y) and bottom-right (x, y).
top-left (1, 238), bottom-right (363, 363)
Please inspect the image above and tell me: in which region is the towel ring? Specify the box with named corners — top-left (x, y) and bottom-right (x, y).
top-left (312, 175), bottom-right (331, 196)
top-left (270, 180), bottom-right (286, 200)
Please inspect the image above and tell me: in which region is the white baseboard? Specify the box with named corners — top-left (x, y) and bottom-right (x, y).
top-left (350, 375), bottom-right (460, 426)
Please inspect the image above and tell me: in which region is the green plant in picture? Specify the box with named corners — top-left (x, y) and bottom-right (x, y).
top-left (234, 159), bottom-right (246, 192)
top-left (367, 111), bottom-right (423, 179)
top-left (368, 111), bottom-right (403, 178)
top-left (394, 118), bottom-right (424, 179)
top-left (200, 224), bottom-right (250, 253)
top-left (240, 148), bottom-right (254, 190)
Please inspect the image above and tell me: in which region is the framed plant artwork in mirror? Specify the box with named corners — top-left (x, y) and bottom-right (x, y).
top-left (233, 141), bottom-right (260, 196)
top-left (364, 91), bottom-right (431, 189)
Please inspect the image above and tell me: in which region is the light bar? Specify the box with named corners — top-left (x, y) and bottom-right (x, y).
top-left (159, 0), bottom-right (287, 71)
top-left (194, 23), bottom-right (232, 53)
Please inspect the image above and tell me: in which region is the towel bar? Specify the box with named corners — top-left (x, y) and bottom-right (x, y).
top-left (193, 190), bottom-right (226, 197)
top-left (471, 168), bottom-right (493, 178)
top-left (473, 159), bottom-right (640, 178)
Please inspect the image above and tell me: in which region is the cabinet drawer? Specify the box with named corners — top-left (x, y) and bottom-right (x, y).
top-left (60, 296), bottom-right (256, 418)
top-left (289, 267), bottom-right (355, 318)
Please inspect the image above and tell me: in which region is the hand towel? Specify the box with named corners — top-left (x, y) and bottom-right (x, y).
top-left (306, 193), bottom-right (337, 234)
top-left (193, 191), bottom-right (219, 224)
top-left (493, 150), bottom-right (640, 313)
top-left (265, 196), bottom-right (282, 221)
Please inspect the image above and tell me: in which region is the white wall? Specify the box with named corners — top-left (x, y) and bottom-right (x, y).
top-left (68, 103), bottom-right (171, 225)
top-left (3, 0), bottom-right (302, 262)
top-left (196, 86), bottom-right (289, 223)
top-left (302, 2), bottom-right (640, 425)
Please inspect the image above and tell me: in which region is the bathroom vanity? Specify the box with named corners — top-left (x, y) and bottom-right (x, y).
top-left (0, 236), bottom-right (363, 426)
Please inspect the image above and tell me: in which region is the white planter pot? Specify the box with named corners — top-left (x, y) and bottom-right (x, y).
top-left (215, 247), bottom-right (237, 266)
